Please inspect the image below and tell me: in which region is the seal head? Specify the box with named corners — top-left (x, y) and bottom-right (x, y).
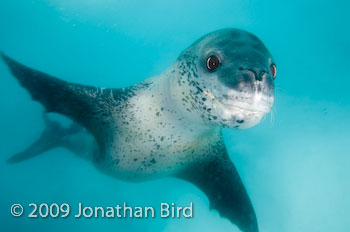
top-left (173, 29), bottom-right (276, 129)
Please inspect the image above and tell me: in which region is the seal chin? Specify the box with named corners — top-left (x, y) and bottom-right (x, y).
top-left (204, 90), bottom-right (272, 114)
top-left (203, 90), bottom-right (272, 129)
top-left (219, 105), bottom-right (266, 129)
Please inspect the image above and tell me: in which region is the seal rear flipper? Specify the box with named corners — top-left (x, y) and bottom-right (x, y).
top-left (7, 119), bottom-right (62, 163)
top-left (175, 151), bottom-right (259, 232)
top-left (1, 53), bottom-right (116, 156)
top-left (7, 114), bottom-right (83, 163)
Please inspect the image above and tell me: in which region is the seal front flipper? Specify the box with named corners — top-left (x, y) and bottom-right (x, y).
top-left (1, 53), bottom-right (115, 157)
top-left (175, 149), bottom-right (259, 232)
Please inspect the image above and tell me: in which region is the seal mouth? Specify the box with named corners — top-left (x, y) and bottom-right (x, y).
top-left (203, 90), bottom-right (269, 114)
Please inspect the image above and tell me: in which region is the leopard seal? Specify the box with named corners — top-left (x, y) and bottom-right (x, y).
top-left (2, 28), bottom-right (277, 232)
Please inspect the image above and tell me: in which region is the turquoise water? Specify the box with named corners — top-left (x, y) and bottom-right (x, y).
top-left (0, 0), bottom-right (349, 231)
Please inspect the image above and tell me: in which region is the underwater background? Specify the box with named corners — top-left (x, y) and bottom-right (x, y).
top-left (0, 0), bottom-right (349, 231)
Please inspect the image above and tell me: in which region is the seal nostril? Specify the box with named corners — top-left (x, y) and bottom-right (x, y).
top-left (257, 71), bottom-right (266, 82)
top-left (255, 71), bottom-right (263, 82)
top-left (242, 69), bottom-right (263, 82)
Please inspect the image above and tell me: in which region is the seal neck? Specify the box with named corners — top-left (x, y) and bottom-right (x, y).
top-left (145, 65), bottom-right (219, 138)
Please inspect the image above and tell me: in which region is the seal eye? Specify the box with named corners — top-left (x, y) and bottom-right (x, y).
top-left (270, 64), bottom-right (277, 79)
top-left (206, 55), bottom-right (220, 71)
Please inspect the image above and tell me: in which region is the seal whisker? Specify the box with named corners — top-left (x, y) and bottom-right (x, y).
top-left (270, 106), bottom-right (276, 124)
